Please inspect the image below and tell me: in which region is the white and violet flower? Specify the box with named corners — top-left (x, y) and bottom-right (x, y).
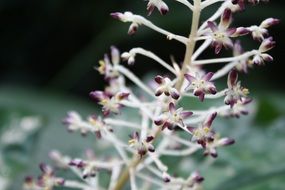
top-left (203, 135), bottom-right (235, 158)
top-left (154, 75), bottom-right (180, 100)
top-left (155, 102), bottom-right (193, 130)
top-left (24, 164), bottom-right (64, 190)
top-left (110, 12), bottom-right (142, 35)
top-left (146, 0), bottom-right (169, 16)
top-left (97, 46), bottom-right (121, 81)
top-left (90, 90), bottom-right (129, 116)
top-left (187, 112), bottom-right (217, 148)
top-left (128, 131), bottom-right (155, 158)
top-left (185, 72), bottom-right (217, 101)
top-left (224, 70), bottom-right (249, 107)
top-left (63, 111), bottom-right (90, 136)
top-left (252, 37), bottom-right (275, 65)
top-left (248, 18), bottom-right (279, 41)
top-left (206, 9), bottom-right (236, 54)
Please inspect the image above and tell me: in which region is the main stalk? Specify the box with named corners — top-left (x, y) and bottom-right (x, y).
top-left (175, 0), bottom-right (201, 91)
top-left (113, 1), bottom-right (201, 189)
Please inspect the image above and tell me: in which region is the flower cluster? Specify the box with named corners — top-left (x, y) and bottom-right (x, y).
top-left (128, 132), bottom-right (155, 158)
top-left (90, 90), bottom-right (130, 116)
top-left (24, 0), bottom-right (278, 190)
top-left (224, 70), bottom-right (249, 107)
top-left (23, 164), bottom-right (64, 190)
top-left (206, 8), bottom-right (249, 54)
top-left (185, 72), bottom-right (217, 101)
top-left (186, 112), bottom-right (234, 158)
top-left (154, 75), bottom-right (180, 100)
top-left (63, 111), bottom-right (112, 138)
top-left (97, 46), bottom-right (121, 81)
top-left (68, 151), bottom-right (99, 179)
top-left (155, 102), bottom-right (193, 130)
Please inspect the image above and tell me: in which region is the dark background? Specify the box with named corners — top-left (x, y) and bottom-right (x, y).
top-left (0, 0), bottom-right (284, 98)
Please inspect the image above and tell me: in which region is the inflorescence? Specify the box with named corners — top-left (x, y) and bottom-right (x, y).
top-left (24, 0), bottom-right (278, 189)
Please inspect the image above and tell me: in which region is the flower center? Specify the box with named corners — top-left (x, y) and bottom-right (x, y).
top-left (213, 32), bottom-right (226, 40)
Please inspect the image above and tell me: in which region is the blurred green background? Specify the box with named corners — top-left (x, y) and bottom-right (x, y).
top-left (0, 1), bottom-right (285, 190)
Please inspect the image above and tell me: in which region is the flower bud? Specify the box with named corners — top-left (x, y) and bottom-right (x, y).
top-left (154, 75), bottom-right (180, 100)
top-left (260, 18), bottom-right (280, 28)
top-left (146, 0), bottom-right (169, 16)
top-left (162, 172), bottom-right (171, 183)
top-left (121, 52), bottom-right (136, 65)
top-left (128, 23), bottom-right (139, 35)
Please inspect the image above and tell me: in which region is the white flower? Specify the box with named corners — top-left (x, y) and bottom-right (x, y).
top-left (121, 51), bottom-right (136, 65)
top-left (111, 12), bottom-right (142, 35)
top-left (154, 75), bottom-right (180, 100)
top-left (146, 0), bottom-right (169, 16)
top-left (252, 37), bottom-right (275, 65)
top-left (248, 18), bottom-right (279, 41)
top-left (185, 72), bottom-right (217, 101)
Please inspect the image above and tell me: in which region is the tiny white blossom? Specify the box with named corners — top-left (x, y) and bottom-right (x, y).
top-left (146, 0), bottom-right (169, 16)
top-left (252, 37), bottom-right (275, 65)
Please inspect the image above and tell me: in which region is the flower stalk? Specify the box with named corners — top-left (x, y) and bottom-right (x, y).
top-left (175, 0), bottom-right (202, 91)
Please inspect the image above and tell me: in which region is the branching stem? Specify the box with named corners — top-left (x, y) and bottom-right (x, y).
top-left (113, 1), bottom-right (202, 189)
